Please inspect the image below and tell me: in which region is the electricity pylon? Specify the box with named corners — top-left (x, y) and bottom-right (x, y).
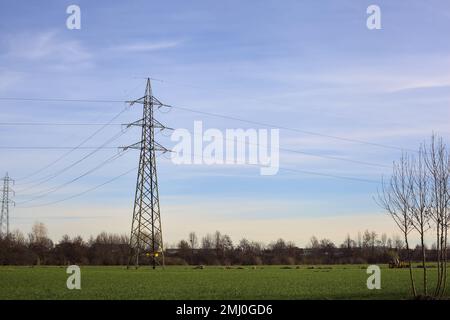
top-left (124, 78), bottom-right (171, 269)
top-left (0, 173), bottom-right (15, 237)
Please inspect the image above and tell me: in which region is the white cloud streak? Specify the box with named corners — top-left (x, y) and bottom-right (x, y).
top-left (4, 31), bottom-right (92, 65)
top-left (112, 40), bottom-right (183, 53)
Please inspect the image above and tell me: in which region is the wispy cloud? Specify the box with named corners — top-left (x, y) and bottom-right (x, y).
top-left (112, 40), bottom-right (183, 53)
top-left (2, 30), bottom-right (92, 67)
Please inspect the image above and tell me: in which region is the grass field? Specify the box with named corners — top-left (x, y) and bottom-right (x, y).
top-left (0, 265), bottom-right (444, 300)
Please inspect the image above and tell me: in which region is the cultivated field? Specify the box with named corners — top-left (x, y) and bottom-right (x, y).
top-left (0, 265), bottom-right (443, 300)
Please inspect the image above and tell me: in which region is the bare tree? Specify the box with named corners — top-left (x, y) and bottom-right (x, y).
top-left (201, 234), bottom-right (214, 250)
top-left (29, 222), bottom-right (48, 243)
top-left (309, 236), bottom-right (320, 249)
top-left (408, 147), bottom-right (432, 295)
top-left (393, 235), bottom-right (404, 251)
top-left (27, 222), bottom-right (53, 265)
top-left (188, 232), bottom-right (198, 264)
top-left (188, 232), bottom-right (198, 250)
top-left (357, 232), bottom-right (362, 249)
top-left (378, 154), bottom-right (417, 297)
top-left (378, 135), bottom-right (450, 298)
top-left (380, 233), bottom-right (388, 249)
top-left (423, 135), bottom-right (450, 297)
top-left (370, 231), bottom-right (378, 254)
top-left (362, 230), bottom-right (371, 249)
top-left (342, 234), bottom-right (354, 249)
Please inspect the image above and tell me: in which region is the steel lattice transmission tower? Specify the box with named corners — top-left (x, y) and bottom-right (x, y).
top-left (124, 78), bottom-right (171, 269)
top-left (0, 173), bottom-right (15, 237)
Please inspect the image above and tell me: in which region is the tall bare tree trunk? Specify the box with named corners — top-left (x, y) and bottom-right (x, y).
top-left (435, 221), bottom-right (441, 296)
top-left (438, 225), bottom-right (445, 296)
top-left (420, 231), bottom-right (427, 296)
top-left (405, 232), bottom-right (417, 297)
top-left (439, 226), bottom-right (447, 297)
top-left (442, 230), bottom-right (448, 296)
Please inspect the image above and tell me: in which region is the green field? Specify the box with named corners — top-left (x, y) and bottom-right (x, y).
top-left (0, 265), bottom-right (444, 300)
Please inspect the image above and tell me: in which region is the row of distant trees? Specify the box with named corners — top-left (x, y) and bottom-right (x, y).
top-left (0, 223), bottom-right (129, 265)
top-left (174, 230), bottom-right (443, 266)
top-left (0, 222), bottom-right (445, 267)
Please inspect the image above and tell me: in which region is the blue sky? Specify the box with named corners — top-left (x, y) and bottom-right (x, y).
top-left (0, 0), bottom-right (449, 246)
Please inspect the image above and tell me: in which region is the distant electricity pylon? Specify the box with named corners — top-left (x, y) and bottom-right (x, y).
top-left (124, 78), bottom-right (171, 269)
top-left (0, 173), bottom-right (15, 237)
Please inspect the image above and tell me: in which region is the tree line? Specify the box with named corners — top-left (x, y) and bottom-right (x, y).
top-left (0, 222), bottom-right (445, 267)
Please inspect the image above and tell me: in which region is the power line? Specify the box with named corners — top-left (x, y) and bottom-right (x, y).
top-left (0, 96), bottom-right (415, 152)
top-left (0, 95), bottom-right (404, 190)
top-left (186, 130), bottom-right (390, 169)
top-left (1, 82), bottom-right (385, 216)
top-left (17, 162), bottom-right (378, 210)
top-left (279, 146), bottom-right (389, 168)
top-left (0, 97), bottom-right (400, 170)
top-left (0, 97), bottom-right (125, 103)
top-left (15, 106), bottom-right (129, 182)
top-left (16, 150), bottom-right (128, 205)
top-left (0, 144), bottom-right (389, 168)
top-left (17, 166), bottom-right (137, 209)
top-left (276, 166), bottom-right (378, 184)
top-left (170, 150), bottom-right (381, 185)
top-left (0, 131), bottom-right (390, 168)
top-left (0, 146), bottom-right (118, 150)
top-left (0, 97), bottom-right (392, 183)
top-left (0, 122), bottom-right (123, 126)
top-left (162, 103), bottom-right (417, 153)
top-left (16, 149), bottom-right (380, 210)
top-left (15, 129), bottom-right (129, 192)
